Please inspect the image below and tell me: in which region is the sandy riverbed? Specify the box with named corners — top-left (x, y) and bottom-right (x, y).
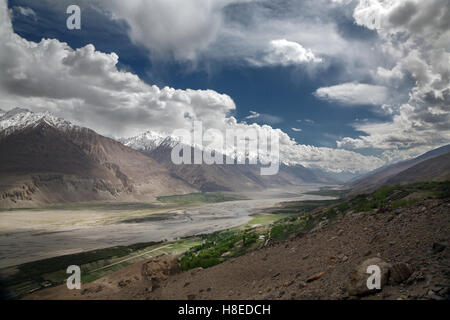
top-left (0, 186), bottom-right (334, 268)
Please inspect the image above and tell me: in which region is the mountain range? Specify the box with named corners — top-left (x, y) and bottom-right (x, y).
top-left (0, 108), bottom-right (335, 208)
top-left (1, 108), bottom-right (448, 208)
top-left (120, 130), bottom-right (337, 192)
top-left (347, 144), bottom-right (450, 194)
top-left (0, 108), bottom-right (195, 208)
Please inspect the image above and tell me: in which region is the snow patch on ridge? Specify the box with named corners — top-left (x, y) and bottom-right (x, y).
top-left (0, 108), bottom-right (78, 136)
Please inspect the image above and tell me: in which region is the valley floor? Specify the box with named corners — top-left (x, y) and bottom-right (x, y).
top-left (0, 187), bottom-right (331, 268)
top-left (24, 196), bottom-right (450, 300)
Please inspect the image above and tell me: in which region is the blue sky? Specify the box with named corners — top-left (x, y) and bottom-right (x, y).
top-left (1, 0), bottom-right (448, 173)
top-left (7, 0), bottom-right (392, 149)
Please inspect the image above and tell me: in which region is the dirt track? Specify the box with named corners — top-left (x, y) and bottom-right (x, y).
top-left (25, 198), bottom-right (450, 300)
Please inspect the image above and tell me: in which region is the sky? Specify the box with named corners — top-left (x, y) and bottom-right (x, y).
top-left (0, 0), bottom-right (449, 174)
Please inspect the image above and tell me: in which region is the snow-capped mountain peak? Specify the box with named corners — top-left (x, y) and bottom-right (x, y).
top-left (120, 130), bottom-right (181, 152)
top-left (121, 129), bottom-right (276, 165)
top-left (0, 108), bottom-right (76, 136)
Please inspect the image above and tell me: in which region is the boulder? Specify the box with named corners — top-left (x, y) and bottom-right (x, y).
top-left (347, 258), bottom-right (391, 296)
top-left (389, 263), bottom-right (413, 284)
top-left (306, 271), bottom-right (325, 283)
top-left (141, 255), bottom-right (180, 291)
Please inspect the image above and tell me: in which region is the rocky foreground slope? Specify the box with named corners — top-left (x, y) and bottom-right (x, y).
top-left (25, 185), bottom-right (450, 300)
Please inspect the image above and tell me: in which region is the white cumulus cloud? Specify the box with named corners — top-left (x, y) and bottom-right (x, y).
top-left (0, 0), bottom-right (385, 174)
top-left (259, 39), bottom-right (322, 66)
top-left (334, 0), bottom-right (450, 161)
top-left (107, 0), bottom-right (251, 61)
top-left (314, 82), bottom-right (389, 106)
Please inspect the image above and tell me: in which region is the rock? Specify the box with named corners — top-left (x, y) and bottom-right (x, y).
top-left (306, 271), bottom-right (325, 283)
top-left (93, 285), bottom-right (103, 293)
top-left (390, 263), bottom-right (413, 284)
top-left (406, 271), bottom-right (425, 284)
top-left (363, 250), bottom-right (372, 257)
top-left (118, 280), bottom-right (131, 288)
top-left (432, 242), bottom-right (446, 253)
top-left (337, 253), bottom-right (348, 262)
top-left (347, 258), bottom-right (391, 296)
top-left (141, 255), bottom-right (180, 291)
top-left (190, 267), bottom-right (203, 275)
top-left (425, 274), bottom-right (433, 286)
top-left (187, 294), bottom-right (196, 300)
top-left (431, 294), bottom-right (446, 301)
top-left (338, 229), bottom-right (344, 236)
top-left (432, 286), bottom-right (444, 293)
top-left (284, 280), bottom-right (294, 287)
top-left (221, 251), bottom-right (232, 258)
top-left (319, 220), bottom-right (328, 228)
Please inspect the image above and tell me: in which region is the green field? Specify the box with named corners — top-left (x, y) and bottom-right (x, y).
top-left (122, 213), bottom-right (178, 223)
top-left (0, 238), bottom-right (202, 299)
top-left (303, 188), bottom-right (350, 197)
top-left (156, 192), bottom-right (247, 204)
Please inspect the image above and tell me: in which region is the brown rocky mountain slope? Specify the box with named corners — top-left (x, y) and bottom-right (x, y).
top-left (386, 151), bottom-right (450, 185)
top-left (0, 121), bottom-right (195, 208)
top-left (348, 145), bottom-right (450, 194)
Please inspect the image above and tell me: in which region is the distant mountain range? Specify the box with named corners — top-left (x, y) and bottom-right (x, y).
top-left (347, 144), bottom-right (450, 194)
top-left (2, 108), bottom-right (448, 208)
top-left (0, 108), bottom-right (336, 208)
top-left (121, 130), bottom-right (338, 192)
